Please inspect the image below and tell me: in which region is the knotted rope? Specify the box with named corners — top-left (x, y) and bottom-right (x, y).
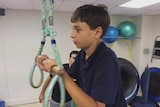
top-left (29, 0), bottom-right (65, 107)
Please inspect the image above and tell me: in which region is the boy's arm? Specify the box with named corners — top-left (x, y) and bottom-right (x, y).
top-left (39, 76), bottom-right (51, 103)
top-left (62, 71), bottom-right (106, 107)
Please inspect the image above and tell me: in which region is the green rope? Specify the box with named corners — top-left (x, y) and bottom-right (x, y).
top-left (29, 37), bottom-right (45, 88)
top-left (29, 0), bottom-right (65, 107)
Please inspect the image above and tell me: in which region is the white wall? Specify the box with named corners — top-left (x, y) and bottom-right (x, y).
top-left (149, 15), bottom-right (160, 67)
top-left (0, 10), bottom-right (77, 106)
top-left (130, 16), bottom-right (142, 70)
top-left (0, 12), bottom-right (9, 103)
top-left (1, 9), bottom-right (160, 106)
top-left (137, 15), bottom-right (160, 76)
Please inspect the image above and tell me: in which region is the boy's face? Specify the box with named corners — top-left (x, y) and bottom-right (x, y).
top-left (70, 20), bottom-right (102, 49)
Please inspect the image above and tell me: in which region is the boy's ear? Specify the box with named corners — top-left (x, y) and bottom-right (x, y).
top-left (95, 27), bottom-right (103, 38)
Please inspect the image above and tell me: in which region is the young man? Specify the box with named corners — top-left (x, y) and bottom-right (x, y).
top-left (39, 51), bottom-right (78, 107)
top-left (37, 4), bottom-right (127, 107)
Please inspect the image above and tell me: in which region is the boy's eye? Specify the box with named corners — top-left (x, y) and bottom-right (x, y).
top-left (76, 28), bottom-right (82, 32)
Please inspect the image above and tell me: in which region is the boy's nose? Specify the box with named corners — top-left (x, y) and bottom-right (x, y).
top-left (70, 31), bottom-right (75, 38)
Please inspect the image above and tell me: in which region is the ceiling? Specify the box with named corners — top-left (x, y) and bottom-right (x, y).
top-left (0, 0), bottom-right (160, 16)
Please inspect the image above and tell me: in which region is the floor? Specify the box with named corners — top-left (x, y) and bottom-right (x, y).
top-left (7, 102), bottom-right (160, 107)
top-left (8, 102), bottom-right (131, 107)
top-left (9, 103), bottom-right (42, 107)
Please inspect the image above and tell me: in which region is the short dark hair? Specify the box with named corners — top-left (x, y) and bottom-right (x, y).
top-left (69, 50), bottom-right (79, 58)
top-left (71, 4), bottom-right (110, 38)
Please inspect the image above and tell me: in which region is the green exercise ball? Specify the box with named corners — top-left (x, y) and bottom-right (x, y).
top-left (117, 21), bottom-right (136, 38)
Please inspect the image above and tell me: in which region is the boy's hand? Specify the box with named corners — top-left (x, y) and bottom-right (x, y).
top-left (36, 55), bottom-right (57, 73)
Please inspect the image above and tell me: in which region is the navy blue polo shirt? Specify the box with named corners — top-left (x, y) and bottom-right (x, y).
top-left (68, 42), bottom-right (127, 107)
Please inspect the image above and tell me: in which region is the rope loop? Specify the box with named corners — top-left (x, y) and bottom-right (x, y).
top-left (29, 0), bottom-right (65, 107)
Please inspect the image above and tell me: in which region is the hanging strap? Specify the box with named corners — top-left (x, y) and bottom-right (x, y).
top-left (29, 0), bottom-right (65, 107)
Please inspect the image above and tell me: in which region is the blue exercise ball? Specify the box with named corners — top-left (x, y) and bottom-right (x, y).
top-left (117, 21), bottom-right (136, 38)
top-left (102, 26), bottom-right (118, 43)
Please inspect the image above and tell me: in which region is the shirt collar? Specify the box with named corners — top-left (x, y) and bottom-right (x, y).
top-left (81, 42), bottom-right (105, 67)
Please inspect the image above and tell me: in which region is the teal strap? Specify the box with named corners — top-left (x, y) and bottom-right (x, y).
top-left (29, 0), bottom-right (65, 107)
top-left (29, 37), bottom-right (45, 88)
